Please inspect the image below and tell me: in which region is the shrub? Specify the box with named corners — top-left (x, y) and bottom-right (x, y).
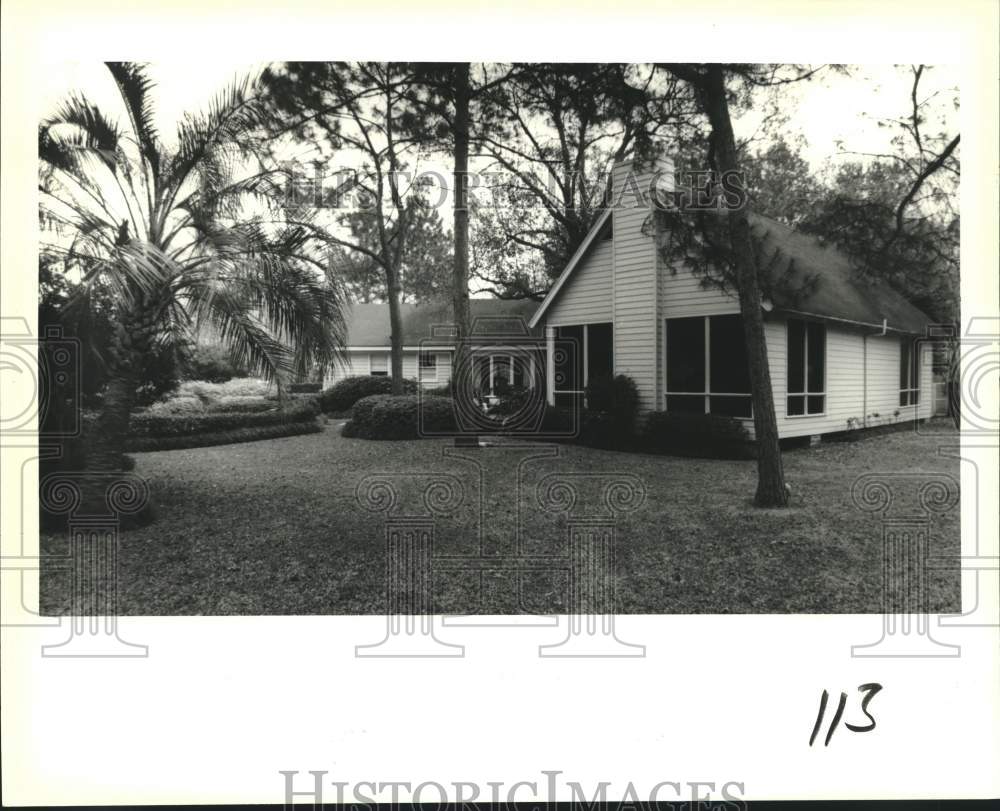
top-left (343, 395), bottom-right (456, 440)
top-left (185, 343), bottom-right (248, 383)
top-left (126, 420), bottom-right (321, 452)
top-left (641, 412), bottom-right (754, 459)
top-left (319, 376), bottom-right (418, 414)
top-left (129, 399), bottom-right (319, 438)
top-left (586, 374), bottom-right (639, 428)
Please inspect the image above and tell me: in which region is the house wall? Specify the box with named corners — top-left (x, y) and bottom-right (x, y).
top-left (546, 239), bottom-right (614, 325)
top-left (323, 349), bottom-right (453, 388)
top-left (760, 318), bottom-right (934, 438)
top-left (536, 160), bottom-right (935, 437)
top-left (609, 159), bottom-right (672, 413)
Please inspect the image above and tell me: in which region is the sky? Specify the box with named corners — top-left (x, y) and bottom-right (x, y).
top-left (38, 60), bottom-right (960, 172)
top-left (38, 61), bottom-right (960, 292)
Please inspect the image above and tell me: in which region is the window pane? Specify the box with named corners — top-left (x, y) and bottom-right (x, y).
top-left (787, 320), bottom-right (805, 393)
top-left (807, 395), bottom-right (825, 414)
top-left (911, 343), bottom-right (920, 390)
top-left (512, 357), bottom-right (526, 388)
top-left (666, 394), bottom-right (705, 414)
top-left (666, 317), bottom-right (705, 393)
top-left (587, 323), bottom-right (614, 382)
top-left (900, 341), bottom-right (910, 389)
top-left (807, 322), bottom-right (825, 393)
top-left (709, 315), bottom-right (751, 393)
top-left (494, 356), bottom-right (511, 386)
top-left (370, 354), bottom-right (388, 375)
top-left (710, 395), bottom-right (752, 418)
top-left (787, 395), bottom-right (805, 416)
top-left (556, 325), bottom-right (584, 391)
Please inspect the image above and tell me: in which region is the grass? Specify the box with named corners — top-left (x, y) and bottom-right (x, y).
top-left (39, 419), bottom-right (961, 615)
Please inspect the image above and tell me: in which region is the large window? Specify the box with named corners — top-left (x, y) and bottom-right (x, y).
top-left (552, 323), bottom-right (613, 407)
top-left (418, 351), bottom-right (437, 382)
top-left (369, 353), bottom-right (388, 377)
top-left (665, 315), bottom-right (752, 418)
top-left (787, 319), bottom-right (825, 416)
top-left (899, 339), bottom-right (920, 406)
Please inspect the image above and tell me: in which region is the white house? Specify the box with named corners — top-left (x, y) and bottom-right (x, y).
top-left (324, 298), bottom-right (543, 394)
top-left (528, 157), bottom-right (936, 438)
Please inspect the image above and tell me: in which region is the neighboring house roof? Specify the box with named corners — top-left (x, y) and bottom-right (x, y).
top-left (529, 208), bottom-right (936, 335)
top-left (344, 298), bottom-right (543, 347)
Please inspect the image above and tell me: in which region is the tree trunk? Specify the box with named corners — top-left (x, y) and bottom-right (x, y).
top-left (451, 63), bottom-right (472, 395)
top-left (702, 66), bottom-right (788, 507)
top-left (77, 302), bottom-right (157, 522)
top-left (386, 265), bottom-right (405, 394)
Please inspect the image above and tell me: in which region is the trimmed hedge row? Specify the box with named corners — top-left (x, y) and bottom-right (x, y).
top-left (640, 412), bottom-right (754, 459)
top-left (129, 399), bottom-right (319, 438)
top-left (539, 406), bottom-right (754, 458)
top-left (126, 420), bottom-right (322, 452)
top-left (320, 376), bottom-right (419, 414)
top-left (342, 395), bottom-right (456, 440)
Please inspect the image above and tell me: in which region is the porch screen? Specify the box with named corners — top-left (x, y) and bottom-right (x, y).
top-left (666, 315), bottom-right (751, 417)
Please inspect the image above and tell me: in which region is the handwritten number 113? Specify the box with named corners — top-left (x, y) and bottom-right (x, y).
top-left (809, 683), bottom-right (883, 746)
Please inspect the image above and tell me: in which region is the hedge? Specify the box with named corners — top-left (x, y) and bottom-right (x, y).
top-left (129, 399), bottom-right (320, 438)
top-left (320, 376), bottom-right (419, 414)
top-left (640, 412), bottom-right (755, 459)
top-left (126, 420), bottom-right (322, 452)
top-left (342, 395), bottom-right (456, 440)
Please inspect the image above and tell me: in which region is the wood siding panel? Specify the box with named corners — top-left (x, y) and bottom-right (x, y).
top-left (547, 240), bottom-right (613, 325)
top-left (759, 320), bottom-right (933, 438)
top-left (612, 189), bottom-right (658, 412)
top-left (324, 350), bottom-right (452, 388)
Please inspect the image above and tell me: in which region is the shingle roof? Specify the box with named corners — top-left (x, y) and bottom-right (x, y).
top-left (344, 298), bottom-right (543, 347)
top-left (749, 213), bottom-right (935, 334)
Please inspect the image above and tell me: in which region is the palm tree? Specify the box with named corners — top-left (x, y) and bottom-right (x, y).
top-left (39, 62), bottom-right (347, 518)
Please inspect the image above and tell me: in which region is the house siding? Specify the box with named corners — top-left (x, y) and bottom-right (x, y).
top-left (324, 349), bottom-right (453, 388)
top-left (761, 318), bottom-right (934, 438)
top-left (546, 239), bottom-right (613, 325)
top-left (609, 160), bottom-right (670, 413)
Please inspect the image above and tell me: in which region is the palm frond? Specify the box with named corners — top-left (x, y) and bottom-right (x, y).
top-left (105, 62), bottom-right (162, 175)
top-left (40, 94), bottom-right (122, 172)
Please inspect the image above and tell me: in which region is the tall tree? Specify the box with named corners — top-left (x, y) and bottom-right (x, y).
top-left (801, 65), bottom-right (960, 324)
top-left (331, 191), bottom-right (453, 303)
top-left (262, 62), bottom-right (429, 393)
top-left (405, 65), bottom-right (505, 381)
top-left (658, 64), bottom-right (826, 507)
top-left (39, 62), bottom-right (348, 517)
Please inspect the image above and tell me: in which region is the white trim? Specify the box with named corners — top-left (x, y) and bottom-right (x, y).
top-left (527, 208), bottom-right (613, 329)
top-left (776, 308), bottom-right (923, 336)
top-left (545, 326), bottom-right (556, 406)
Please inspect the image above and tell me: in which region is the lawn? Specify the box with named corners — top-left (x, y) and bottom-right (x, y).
top-left (39, 420), bottom-right (961, 615)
